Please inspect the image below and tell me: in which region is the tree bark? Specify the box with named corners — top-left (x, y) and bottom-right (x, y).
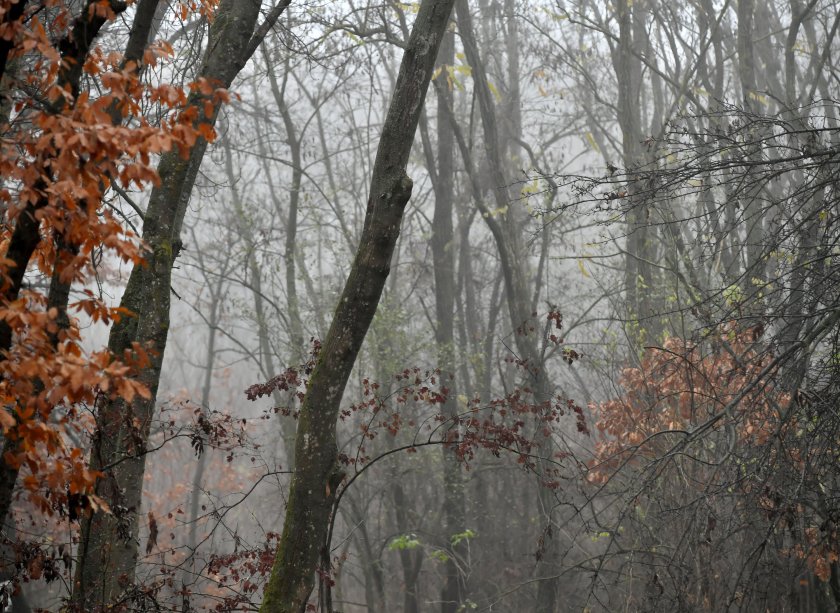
top-left (184, 228), bottom-right (227, 576)
top-left (259, 1), bottom-right (456, 610)
top-left (265, 52), bottom-right (306, 362)
top-left (71, 2), bottom-right (281, 607)
top-left (736, 0), bottom-right (767, 308)
top-left (613, 0), bottom-right (650, 331)
top-left (344, 491), bottom-right (386, 613)
top-left (451, 3), bottom-right (560, 609)
top-left (392, 477), bottom-right (423, 613)
top-left (223, 129), bottom-right (297, 459)
top-left (429, 27), bottom-right (467, 613)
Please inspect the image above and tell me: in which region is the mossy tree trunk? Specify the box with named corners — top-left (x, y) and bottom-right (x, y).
top-left (259, 1), bottom-right (457, 610)
top-left (71, 2), bottom-right (291, 607)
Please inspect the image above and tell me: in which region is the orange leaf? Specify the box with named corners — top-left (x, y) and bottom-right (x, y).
top-left (0, 409), bottom-right (14, 432)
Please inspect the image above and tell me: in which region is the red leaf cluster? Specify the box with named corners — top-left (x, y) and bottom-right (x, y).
top-left (588, 324), bottom-right (790, 483)
top-left (0, 0), bottom-right (229, 516)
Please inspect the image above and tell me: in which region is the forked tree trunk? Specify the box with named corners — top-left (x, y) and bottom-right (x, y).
top-left (259, 1), bottom-right (456, 610)
top-left (72, 2), bottom-right (289, 607)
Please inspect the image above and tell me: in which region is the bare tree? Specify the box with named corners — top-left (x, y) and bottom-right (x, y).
top-left (259, 0), bottom-right (457, 609)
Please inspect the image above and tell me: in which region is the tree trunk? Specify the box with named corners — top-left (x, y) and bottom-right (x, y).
top-left (72, 2), bottom-right (277, 607)
top-left (613, 0), bottom-right (652, 334)
top-left (259, 1), bottom-right (456, 609)
top-left (265, 52), bottom-right (306, 362)
top-left (344, 491), bottom-right (386, 613)
top-left (185, 250), bottom-right (225, 565)
top-left (391, 477), bottom-right (423, 613)
top-left (451, 3), bottom-right (560, 609)
top-left (250, 98), bottom-right (303, 469)
top-left (429, 27), bottom-right (466, 613)
top-left (736, 0), bottom-right (767, 308)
